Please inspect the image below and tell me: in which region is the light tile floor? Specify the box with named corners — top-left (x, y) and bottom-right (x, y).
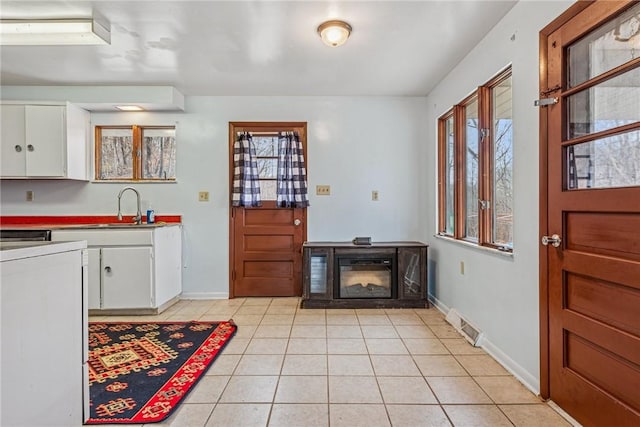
top-left (91, 298), bottom-right (575, 427)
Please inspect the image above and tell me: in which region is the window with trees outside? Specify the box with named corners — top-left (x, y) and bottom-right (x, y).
top-left (438, 67), bottom-right (513, 252)
top-left (95, 125), bottom-right (176, 181)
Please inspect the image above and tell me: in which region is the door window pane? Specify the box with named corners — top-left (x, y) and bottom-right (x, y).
top-left (253, 135), bottom-right (278, 156)
top-left (566, 130), bottom-right (640, 190)
top-left (568, 2), bottom-right (640, 88)
top-left (445, 115), bottom-right (455, 235)
top-left (493, 76), bottom-right (513, 247)
top-left (259, 180), bottom-right (277, 200)
top-left (98, 128), bottom-right (133, 179)
top-left (567, 67), bottom-right (640, 139)
top-left (465, 97), bottom-right (479, 241)
top-left (141, 128), bottom-right (176, 180)
top-left (257, 158), bottom-right (277, 179)
top-left (253, 135), bottom-right (279, 199)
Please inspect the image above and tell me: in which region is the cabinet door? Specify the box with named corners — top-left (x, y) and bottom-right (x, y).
top-left (101, 247), bottom-right (153, 309)
top-left (25, 105), bottom-right (65, 177)
top-left (1, 105), bottom-right (26, 176)
top-left (303, 247), bottom-right (333, 300)
top-left (397, 247), bottom-right (426, 300)
top-left (87, 248), bottom-right (101, 310)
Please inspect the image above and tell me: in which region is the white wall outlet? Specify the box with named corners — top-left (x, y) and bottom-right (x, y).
top-left (316, 185), bottom-right (331, 195)
top-left (26, 190), bottom-right (34, 202)
top-left (198, 191), bottom-right (210, 202)
top-left (372, 190), bottom-right (379, 201)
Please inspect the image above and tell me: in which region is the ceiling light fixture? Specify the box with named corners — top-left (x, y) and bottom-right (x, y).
top-left (115, 105), bottom-right (144, 112)
top-left (317, 20), bottom-right (352, 47)
top-left (0, 19), bottom-right (110, 45)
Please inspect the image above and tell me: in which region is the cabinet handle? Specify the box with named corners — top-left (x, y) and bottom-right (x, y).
top-left (104, 266), bottom-right (112, 273)
top-left (14, 145), bottom-right (22, 152)
top-left (27, 144), bottom-right (34, 152)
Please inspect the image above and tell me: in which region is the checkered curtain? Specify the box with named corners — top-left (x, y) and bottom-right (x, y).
top-left (276, 132), bottom-right (310, 208)
top-left (232, 133), bottom-right (262, 207)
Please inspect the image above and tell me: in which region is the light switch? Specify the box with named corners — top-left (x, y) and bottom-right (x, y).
top-left (372, 190), bottom-right (379, 201)
top-left (26, 190), bottom-right (34, 202)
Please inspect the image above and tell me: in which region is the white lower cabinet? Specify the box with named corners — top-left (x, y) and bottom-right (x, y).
top-left (1, 242), bottom-right (88, 426)
top-left (52, 225), bottom-right (182, 312)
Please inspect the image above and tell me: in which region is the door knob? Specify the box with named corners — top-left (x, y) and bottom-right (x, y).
top-left (541, 234), bottom-right (562, 248)
top-left (294, 219), bottom-right (301, 226)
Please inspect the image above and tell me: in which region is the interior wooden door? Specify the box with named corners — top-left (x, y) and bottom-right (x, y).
top-left (229, 122), bottom-right (308, 298)
top-left (540, 2), bottom-right (640, 425)
top-left (232, 206), bottom-right (305, 297)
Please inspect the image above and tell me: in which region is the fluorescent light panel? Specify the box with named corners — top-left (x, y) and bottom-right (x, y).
top-left (115, 105), bottom-right (145, 111)
top-left (0, 19), bottom-right (110, 45)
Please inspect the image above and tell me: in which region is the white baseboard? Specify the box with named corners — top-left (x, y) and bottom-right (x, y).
top-left (428, 294), bottom-right (450, 314)
top-left (180, 291), bottom-right (229, 300)
top-left (480, 334), bottom-right (540, 395)
top-left (429, 294), bottom-right (540, 395)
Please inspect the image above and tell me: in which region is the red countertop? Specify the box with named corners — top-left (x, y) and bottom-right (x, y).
top-left (0, 215), bottom-right (182, 229)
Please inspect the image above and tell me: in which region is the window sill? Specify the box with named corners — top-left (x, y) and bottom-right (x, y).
top-left (92, 180), bottom-right (177, 184)
top-left (433, 234), bottom-right (514, 258)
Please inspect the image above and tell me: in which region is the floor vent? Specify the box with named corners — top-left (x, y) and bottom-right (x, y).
top-left (445, 308), bottom-right (483, 346)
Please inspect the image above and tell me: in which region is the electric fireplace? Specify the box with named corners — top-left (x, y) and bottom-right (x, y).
top-left (302, 241), bottom-right (429, 309)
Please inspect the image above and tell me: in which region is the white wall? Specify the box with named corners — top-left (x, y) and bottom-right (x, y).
top-left (0, 96), bottom-right (429, 298)
top-left (424, 0), bottom-right (573, 393)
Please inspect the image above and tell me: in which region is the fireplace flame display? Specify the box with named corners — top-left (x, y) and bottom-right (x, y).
top-left (337, 256), bottom-right (395, 299)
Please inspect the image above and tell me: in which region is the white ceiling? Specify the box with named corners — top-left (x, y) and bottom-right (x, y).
top-left (0, 1), bottom-right (517, 97)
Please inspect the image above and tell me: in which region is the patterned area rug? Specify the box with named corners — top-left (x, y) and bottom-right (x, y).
top-left (86, 320), bottom-right (237, 424)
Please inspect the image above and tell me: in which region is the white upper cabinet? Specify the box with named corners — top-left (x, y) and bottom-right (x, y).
top-left (0, 102), bottom-right (90, 180)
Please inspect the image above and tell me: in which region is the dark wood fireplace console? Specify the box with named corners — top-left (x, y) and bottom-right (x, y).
top-left (301, 241), bottom-right (429, 309)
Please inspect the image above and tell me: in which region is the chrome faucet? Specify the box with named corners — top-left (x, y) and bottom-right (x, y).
top-left (117, 187), bottom-right (142, 224)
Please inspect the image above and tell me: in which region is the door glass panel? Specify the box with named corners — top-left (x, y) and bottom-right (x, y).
top-left (567, 2), bottom-right (640, 88)
top-left (259, 180), bottom-right (277, 200)
top-left (310, 254), bottom-right (327, 294)
top-left (567, 67), bottom-right (640, 139)
top-left (257, 158), bottom-right (277, 178)
top-left (465, 97), bottom-right (479, 241)
top-left (254, 135), bottom-right (279, 199)
top-left (566, 129), bottom-right (640, 189)
top-left (98, 128), bottom-right (133, 179)
top-left (253, 135), bottom-right (278, 156)
top-left (492, 75), bottom-right (513, 247)
top-left (445, 115), bottom-right (455, 235)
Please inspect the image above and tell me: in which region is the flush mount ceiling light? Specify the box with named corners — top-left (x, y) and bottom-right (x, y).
top-left (115, 105), bottom-right (145, 112)
top-left (317, 20), bottom-right (352, 47)
top-left (0, 19), bottom-right (110, 45)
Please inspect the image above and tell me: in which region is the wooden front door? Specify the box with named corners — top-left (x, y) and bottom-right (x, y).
top-left (540, 2), bottom-right (640, 425)
top-left (229, 122), bottom-right (307, 298)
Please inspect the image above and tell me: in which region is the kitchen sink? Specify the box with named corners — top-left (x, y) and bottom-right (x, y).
top-left (70, 223), bottom-right (164, 229)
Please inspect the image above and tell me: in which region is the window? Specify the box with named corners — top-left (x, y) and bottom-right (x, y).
top-left (438, 67), bottom-right (513, 251)
top-left (95, 125), bottom-right (176, 181)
